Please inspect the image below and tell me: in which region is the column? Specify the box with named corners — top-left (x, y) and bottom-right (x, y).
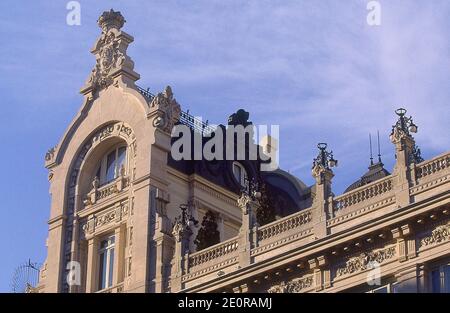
top-left (237, 194), bottom-right (257, 268)
top-left (85, 237), bottom-right (98, 292)
top-left (113, 225), bottom-right (125, 287)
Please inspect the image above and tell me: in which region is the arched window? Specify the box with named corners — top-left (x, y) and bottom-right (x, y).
top-left (95, 145), bottom-right (127, 185)
top-left (232, 162), bottom-right (247, 188)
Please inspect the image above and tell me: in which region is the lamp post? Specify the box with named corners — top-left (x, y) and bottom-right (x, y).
top-left (174, 204), bottom-right (198, 232)
top-left (313, 143), bottom-right (338, 170)
top-left (390, 108), bottom-right (423, 164)
top-left (242, 177), bottom-right (262, 201)
top-left (392, 108), bottom-right (418, 136)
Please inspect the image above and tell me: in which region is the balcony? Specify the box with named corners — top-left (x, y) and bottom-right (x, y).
top-left (174, 151), bottom-right (450, 292)
top-left (83, 174), bottom-right (130, 208)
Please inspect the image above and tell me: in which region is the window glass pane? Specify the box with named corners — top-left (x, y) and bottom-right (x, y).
top-left (106, 151), bottom-right (116, 183)
top-left (432, 269), bottom-right (441, 293)
top-left (98, 252), bottom-right (107, 290)
top-left (108, 248), bottom-right (115, 288)
top-left (117, 147), bottom-right (126, 175)
top-left (233, 164), bottom-right (242, 184)
top-left (443, 265), bottom-right (450, 293)
top-left (100, 239), bottom-right (108, 249)
top-left (96, 166), bottom-right (101, 179)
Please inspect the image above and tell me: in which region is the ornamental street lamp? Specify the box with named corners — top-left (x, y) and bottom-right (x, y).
top-left (173, 203), bottom-right (198, 232)
top-left (392, 108), bottom-right (418, 135)
top-left (313, 143), bottom-right (338, 170)
top-left (242, 177), bottom-right (261, 201)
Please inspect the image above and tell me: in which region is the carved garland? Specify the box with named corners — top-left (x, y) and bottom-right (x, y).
top-left (267, 275), bottom-right (314, 293)
top-left (335, 246), bottom-right (396, 278)
top-left (420, 223), bottom-right (450, 248)
top-left (80, 199), bottom-right (130, 237)
top-left (61, 122), bottom-right (136, 292)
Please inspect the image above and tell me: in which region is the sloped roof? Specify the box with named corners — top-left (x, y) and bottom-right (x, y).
top-left (344, 162), bottom-right (391, 193)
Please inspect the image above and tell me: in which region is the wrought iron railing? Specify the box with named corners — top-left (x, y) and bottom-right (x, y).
top-left (137, 85), bottom-right (216, 135)
top-left (136, 85), bottom-right (155, 102)
top-left (179, 110), bottom-right (216, 135)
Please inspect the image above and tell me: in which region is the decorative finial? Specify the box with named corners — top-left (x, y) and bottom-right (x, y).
top-left (164, 85), bottom-right (173, 100)
top-left (81, 8), bottom-right (140, 96)
top-left (97, 9), bottom-right (125, 32)
top-left (369, 133), bottom-right (374, 166)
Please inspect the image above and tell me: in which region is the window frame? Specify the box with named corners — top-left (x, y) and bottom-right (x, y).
top-left (430, 262), bottom-right (450, 293)
top-left (366, 283), bottom-right (395, 293)
top-left (95, 145), bottom-right (128, 186)
top-left (98, 234), bottom-right (116, 291)
top-left (232, 162), bottom-right (248, 188)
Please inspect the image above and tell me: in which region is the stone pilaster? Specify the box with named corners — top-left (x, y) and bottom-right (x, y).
top-left (390, 122), bottom-right (416, 209)
top-left (153, 188), bottom-right (174, 293)
top-left (311, 166), bottom-right (334, 239)
top-left (237, 194), bottom-right (257, 268)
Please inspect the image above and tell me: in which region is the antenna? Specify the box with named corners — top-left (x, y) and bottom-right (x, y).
top-left (377, 130), bottom-right (382, 163)
top-left (369, 133), bottom-right (374, 165)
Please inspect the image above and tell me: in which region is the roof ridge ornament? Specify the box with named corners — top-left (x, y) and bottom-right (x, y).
top-left (389, 107), bottom-right (423, 164)
top-left (149, 85), bottom-right (181, 133)
top-left (81, 9), bottom-right (140, 96)
top-left (98, 9), bottom-right (125, 32)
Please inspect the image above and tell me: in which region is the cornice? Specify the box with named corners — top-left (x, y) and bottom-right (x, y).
top-left (181, 190), bottom-right (450, 292)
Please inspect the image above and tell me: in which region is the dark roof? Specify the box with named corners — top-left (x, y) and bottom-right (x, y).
top-left (344, 162), bottom-right (391, 193)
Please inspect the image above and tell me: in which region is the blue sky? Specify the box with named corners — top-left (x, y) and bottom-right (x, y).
top-left (0, 0), bottom-right (449, 292)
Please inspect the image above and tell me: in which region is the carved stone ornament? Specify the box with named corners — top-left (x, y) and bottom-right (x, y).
top-left (172, 218), bottom-right (184, 241)
top-left (389, 126), bottom-right (410, 146)
top-left (150, 86), bottom-right (181, 133)
top-left (336, 246), bottom-right (396, 277)
top-left (311, 163), bottom-right (333, 185)
top-left (45, 145), bottom-right (57, 162)
top-left (268, 276), bottom-right (314, 293)
top-left (237, 193), bottom-right (251, 215)
top-left (82, 10), bottom-right (139, 94)
top-left (311, 163), bottom-right (326, 179)
top-left (420, 223), bottom-right (450, 247)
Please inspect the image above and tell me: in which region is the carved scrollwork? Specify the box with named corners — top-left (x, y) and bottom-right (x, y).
top-left (150, 86), bottom-right (181, 133)
top-left (420, 223), bottom-right (450, 247)
top-left (336, 246), bottom-right (396, 277)
top-left (311, 163), bottom-right (326, 179)
top-left (45, 145), bottom-right (57, 162)
top-left (83, 9), bottom-right (138, 95)
top-left (268, 275), bottom-right (314, 293)
top-left (80, 200), bottom-right (129, 236)
top-left (237, 193), bottom-right (251, 215)
top-left (389, 126), bottom-right (409, 145)
top-left (172, 218), bottom-right (184, 241)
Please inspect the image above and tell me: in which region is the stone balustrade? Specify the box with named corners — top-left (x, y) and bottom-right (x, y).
top-left (333, 176), bottom-right (393, 213)
top-left (258, 208), bottom-right (313, 242)
top-left (416, 152), bottom-right (449, 180)
top-left (177, 151), bottom-right (450, 291)
top-left (84, 176), bottom-right (130, 207)
top-left (188, 237), bottom-right (239, 269)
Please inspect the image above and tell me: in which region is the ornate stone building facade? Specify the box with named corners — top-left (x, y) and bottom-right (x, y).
top-left (36, 10), bottom-right (450, 293)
